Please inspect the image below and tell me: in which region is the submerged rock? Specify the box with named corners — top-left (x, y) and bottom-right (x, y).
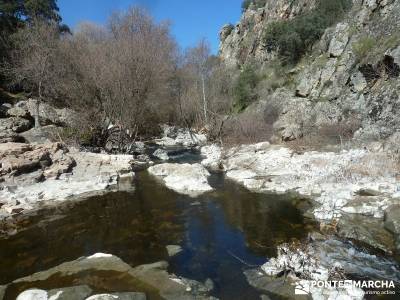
top-left (166, 245), bottom-right (183, 257)
top-left (148, 163), bottom-right (212, 196)
top-left (6, 253), bottom-right (215, 300)
top-left (86, 293), bottom-right (146, 300)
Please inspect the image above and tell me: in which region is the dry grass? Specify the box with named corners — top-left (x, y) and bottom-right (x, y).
top-left (340, 152), bottom-right (400, 180)
top-left (221, 111), bottom-right (274, 146)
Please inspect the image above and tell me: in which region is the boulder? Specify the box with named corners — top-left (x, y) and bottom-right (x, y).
top-left (0, 117), bottom-right (32, 133)
top-left (10, 254), bottom-right (215, 300)
top-left (384, 205), bottom-right (400, 235)
top-left (20, 125), bottom-right (59, 144)
top-left (27, 99), bottom-right (60, 126)
top-left (0, 129), bottom-right (24, 143)
top-left (153, 148), bottom-right (169, 161)
top-left (148, 163), bottom-right (213, 196)
top-left (7, 106), bottom-right (30, 118)
top-left (16, 289), bottom-right (48, 300)
top-left (86, 293), bottom-right (146, 300)
top-left (328, 23), bottom-right (350, 57)
top-left (47, 285), bottom-right (92, 300)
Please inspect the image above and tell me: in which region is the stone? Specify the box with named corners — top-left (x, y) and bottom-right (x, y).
top-left (20, 125), bottom-right (59, 144)
top-left (328, 23), bottom-right (350, 57)
top-left (26, 99), bottom-right (60, 126)
top-left (153, 149), bottom-right (169, 161)
top-left (0, 117), bottom-right (32, 133)
top-left (166, 245), bottom-right (183, 257)
top-left (384, 205), bottom-right (400, 235)
top-left (86, 293), bottom-right (146, 300)
top-left (0, 129), bottom-right (24, 143)
top-left (350, 71), bottom-right (368, 92)
top-left (47, 285), bottom-right (92, 300)
top-left (338, 214), bottom-right (396, 253)
top-left (16, 289), bottom-right (48, 300)
top-left (148, 163), bottom-right (213, 196)
top-left (201, 144), bottom-right (223, 171)
top-left (7, 106), bottom-right (30, 118)
top-left (11, 254), bottom-right (214, 300)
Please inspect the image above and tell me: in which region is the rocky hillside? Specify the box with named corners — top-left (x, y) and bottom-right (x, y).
top-left (219, 0), bottom-right (400, 144)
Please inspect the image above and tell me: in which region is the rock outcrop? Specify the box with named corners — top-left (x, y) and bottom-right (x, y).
top-left (219, 0), bottom-right (400, 143)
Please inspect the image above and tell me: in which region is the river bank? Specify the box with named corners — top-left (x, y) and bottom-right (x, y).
top-left (1, 119), bottom-right (400, 298)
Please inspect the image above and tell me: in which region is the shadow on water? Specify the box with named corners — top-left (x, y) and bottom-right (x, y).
top-left (0, 168), bottom-right (314, 299)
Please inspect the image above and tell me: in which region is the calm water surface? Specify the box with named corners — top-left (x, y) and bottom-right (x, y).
top-left (0, 167), bottom-right (314, 299)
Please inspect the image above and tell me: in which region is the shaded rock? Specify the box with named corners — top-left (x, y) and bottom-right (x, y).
top-left (20, 126), bottom-right (59, 144)
top-left (0, 142), bottom-right (32, 156)
top-left (148, 163), bottom-right (212, 196)
top-left (86, 292), bottom-right (146, 300)
top-left (244, 269), bottom-right (295, 299)
top-left (356, 188), bottom-right (382, 196)
top-left (385, 205), bottom-right (400, 250)
top-left (0, 129), bottom-right (24, 143)
top-left (7, 106), bottom-right (30, 118)
top-left (47, 285), bottom-right (92, 300)
top-left (338, 214), bottom-right (395, 253)
top-left (10, 254), bottom-right (214, 300)
top-left (0, 117), bottom-right (32, 133)
top-left (27, 99), bottom-right (60, 126)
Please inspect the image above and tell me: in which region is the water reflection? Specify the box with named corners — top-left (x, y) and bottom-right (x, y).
top-left (0, 171), bottom-right (312, 299)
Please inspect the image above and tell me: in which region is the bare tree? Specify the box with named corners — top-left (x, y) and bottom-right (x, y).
top-left (184, 39), bottom-right (212, 124)
top-left (5, 19), bottom-right (62, 127)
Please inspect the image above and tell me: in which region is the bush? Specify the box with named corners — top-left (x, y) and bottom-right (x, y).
top-left (233, 65), bottom-right (259, 112)
top-left (263, 0), bottom-right (352, 64)
top-left (352, 36), bottom-right (377, 62)
top-left (241, 0), bottom-right (266, 12)
top-left (221, 111), bottom-right (274, 145)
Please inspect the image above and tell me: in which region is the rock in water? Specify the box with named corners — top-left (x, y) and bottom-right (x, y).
top-left (16, 289), bottom-right (48, 300)
top-left (86, 293), bottom-right (146, 300)
top-left (148, 163), bottom-right (213, 196)
top-left (153, 148), bottom-right (169, 161)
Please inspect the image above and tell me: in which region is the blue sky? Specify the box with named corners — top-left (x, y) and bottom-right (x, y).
top-left (58, 0), bottom-right (243, 53)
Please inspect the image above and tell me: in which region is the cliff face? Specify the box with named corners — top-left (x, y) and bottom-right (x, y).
top-left (219, 0), bottom-right (400, 144)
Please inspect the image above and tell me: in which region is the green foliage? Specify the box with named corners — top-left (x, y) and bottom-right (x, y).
top-left (241, 0), bottom-right (266, 12)
top-left (263, 0), bottom-right (352, 64)
top-left (352, 36), bottom-right (377, 62)
top-left (233, 65), bottom-right (259, 112)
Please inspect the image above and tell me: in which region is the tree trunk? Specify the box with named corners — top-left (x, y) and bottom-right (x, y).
top-left (35, 82), bottom-right (43, 128)
top-left (201, 75), bottom-right (207, 123)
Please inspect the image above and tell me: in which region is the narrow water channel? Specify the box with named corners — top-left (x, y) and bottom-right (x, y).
top-left (0, 167), bottom-right (314, 299)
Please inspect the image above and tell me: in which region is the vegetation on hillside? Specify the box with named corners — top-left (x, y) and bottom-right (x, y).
top-left (263, 0), bottom-right (352, 64)
top-left (241, 0), bottom-right (267, 12)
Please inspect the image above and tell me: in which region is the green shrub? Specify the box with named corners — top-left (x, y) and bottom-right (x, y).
top-left (352, 36), bottom-right (377, 62)
top-left (241, 0), bottom-right (267, 12)
top-left (233, 65), bottom-right (259, 112)
top-left (263, 0), bottom-right (352, 64)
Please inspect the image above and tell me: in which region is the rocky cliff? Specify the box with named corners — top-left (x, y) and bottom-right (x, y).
top-left (219, 0), bottom-right (400, 144)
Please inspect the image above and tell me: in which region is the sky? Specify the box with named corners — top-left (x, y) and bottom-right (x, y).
top-left (58, 0), bottom-right (243, 54)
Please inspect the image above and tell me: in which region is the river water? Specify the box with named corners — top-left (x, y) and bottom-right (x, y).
top-left (0, 166), bottom-right (315, 299)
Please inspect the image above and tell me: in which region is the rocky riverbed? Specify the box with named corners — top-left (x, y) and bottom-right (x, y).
top-left (1, 97), bottom-right (400, 299)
